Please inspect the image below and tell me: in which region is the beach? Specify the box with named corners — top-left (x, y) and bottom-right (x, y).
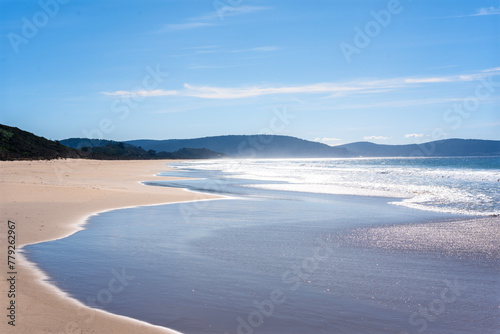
top-left (0, 159), bottom-right (218, 334)
top-left (1, 158), bottom-right (498, 334)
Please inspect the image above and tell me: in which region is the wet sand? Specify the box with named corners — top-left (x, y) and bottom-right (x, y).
top-left (0, 159), bottom-right (218, 334)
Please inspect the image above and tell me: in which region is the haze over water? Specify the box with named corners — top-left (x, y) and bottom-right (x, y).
top-left (173, 157), bottom-right (500, 216)
top-left (25, 157), bottom-right (499, 333)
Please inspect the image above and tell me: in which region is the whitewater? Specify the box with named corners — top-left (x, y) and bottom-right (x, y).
top-left (174, 157), bottom-right (500, 216)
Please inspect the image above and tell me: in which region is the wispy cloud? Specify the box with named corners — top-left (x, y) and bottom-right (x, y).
top-left (309, 97), bottom-right (464, 111)
top-left (181, 83), bottom-right (361, 99)
top-left (231, 46), bottom-right (281, 53)
top-left (364, 136), bottom-right (390, 141)
top-left (183, 45), bottom-right (220, 50)
top-left (446, 6), bottom-right (500, 18)
top-left (173, 45), bottom-right (280, 58)
top-left (210, 5), bottom-right (271, 20)
top-left (102, 67), bottom-right (500, 100)
top-left (253, 46), bottom-right (280, 52)
top-left (163, 22), bottom-right (215, 31)
top-left (474, 6), bottom-right (500, 16)
top-left (158, 6), bottom-right (271, 32)
top-left (405, 133), bottom-right (424, 138)
top-left (101, 89), bottom-right (178, 97)
top-left (482, 67), bottom-right (500, 73)
top-left (187, 63), bottom-right (251, 70)
top-left (314, 137), bottom-right (343, 146)
top-left (194, 49), bottom-right (219, 54)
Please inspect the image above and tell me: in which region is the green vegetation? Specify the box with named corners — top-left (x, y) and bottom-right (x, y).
top-left (0, 124), bottom-right (224, 161)
top-left (124, 135), bottom-right (352, 158)
top-left (3, 122), bottom-right (498, 161)
top-left (0, 124), bottom-right (81, 160)
top-left (0, 128), bottom-right (14, 139)
top-left (80, 143), bottom-right (223, 160)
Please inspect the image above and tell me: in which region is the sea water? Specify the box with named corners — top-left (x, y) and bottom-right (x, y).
top-left (168, 157), bottom-right (500, 216)
top-left (24, 157), bottom-right (500, 333)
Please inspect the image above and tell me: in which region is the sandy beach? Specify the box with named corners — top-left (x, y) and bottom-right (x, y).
top-left (0, 159), bottom-right (218, 334)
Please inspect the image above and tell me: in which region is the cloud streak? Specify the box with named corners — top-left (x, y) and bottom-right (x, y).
top-left (230, 46), bottom-right (281, 53)
top-left (474, 6), bottom-right (500, 16)
top-left (364, 136), bottom-right (390, 141)
top-left (215, 5), bottom-right (271, 18)
top-left (102, 67), bottom-right (500, 100)
top-left (172, 45), bottom-right (280, 59)
top-left (159, 6), bottom-right (271, 32)
top-left (102, 89), bottom-right (178, 97)
top-left (314, 137), bottom-right (343, 146)
top-left (405, 133), bottom-right (424, 138)
top-left (163, 22), bottom-right (216, 31)
top-left (446, 6), bottom-right (500, 18)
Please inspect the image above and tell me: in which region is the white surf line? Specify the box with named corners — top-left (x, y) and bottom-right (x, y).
top-left (16, 168), bottom-right (229, 334)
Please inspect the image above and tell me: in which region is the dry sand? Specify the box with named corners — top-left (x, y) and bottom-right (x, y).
top-left (0, 159), bottom-right (219, 334)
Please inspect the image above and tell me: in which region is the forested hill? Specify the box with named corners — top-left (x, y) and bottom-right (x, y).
top-left (0, 125), bottom-right (223, 160)
top-left (337, 139), bottom-right (500, 157)
top-left (125, 135), bottom-right (352, 158)
top-left (0, 124), bottom-right (81, 160)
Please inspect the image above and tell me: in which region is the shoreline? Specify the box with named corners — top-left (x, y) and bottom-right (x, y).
top-left (0, 159), bottom-right (220, 334)
top-left (2, 159), bottom-right (497, 333)
top-left (29, 163), bottom-right (499, 334)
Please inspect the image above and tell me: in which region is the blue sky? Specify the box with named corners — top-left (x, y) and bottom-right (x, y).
top-left (0, 0), bottom-right (499, 145)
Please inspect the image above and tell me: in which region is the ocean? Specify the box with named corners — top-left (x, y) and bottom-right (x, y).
top-left (167, 157), bottom-right (500, 216)
top-left (24, 157), bottom-right (500, 333)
